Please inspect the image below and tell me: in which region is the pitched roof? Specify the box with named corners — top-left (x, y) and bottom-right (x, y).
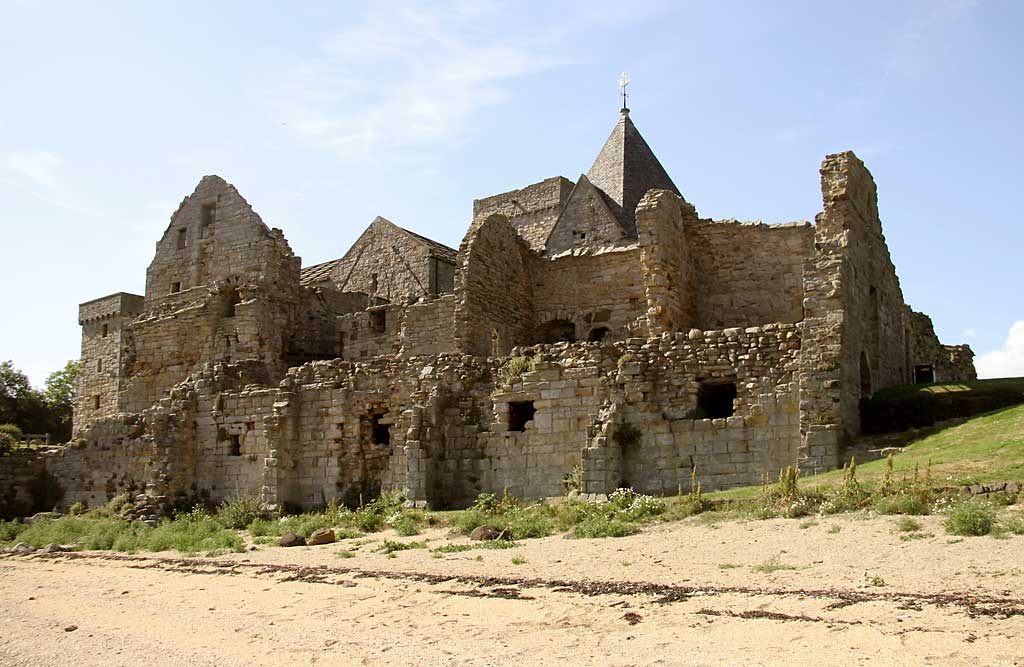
top-left (299, 217), bottom-right (457, 286)
top-left (585, 110), bottom-right (681, 235)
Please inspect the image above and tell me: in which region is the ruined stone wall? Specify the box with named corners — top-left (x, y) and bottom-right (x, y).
top-left (532, 246), bottom-right (646, 344)
top-left (337, 304), bottom-right (404, 361)
top-left (400, 296), bottom-right (457, 357)
top-left (473, 176), bottom-right (574, 252)
top-left (454, 215), bottom-right (536, 357)
top-left (582, 325), bottom-right (801, 495)
top-left (76, 293), bottom-right (144, 434)
top-left (144, 175), bottom-right (299, 305)
top-left (690, 220), bottom-right (811, 329)
top-left (909, 311), bottom-right (977, 382)
top-left (635, 190), bottom-right (698, 334)
top-left (326, 218), bottom-right (456, 304)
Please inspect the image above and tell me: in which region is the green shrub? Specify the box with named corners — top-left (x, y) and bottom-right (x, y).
top-left (574, 514), bottom-right (637, 539)
top-left (392, 514), bottom-right (420, 536)
top-left (217, 494), bottom-right (272, 530)
top-left (0, 423), bottom-right (23, 440)
top-left (507, 508), bottom-right (554, 539)
top-left (873, 493), bottom-right (931, 516)
top-left (0, 432), bottom-right (15, 456)
top-left (0, 519), bottom-right (25, 542)
top-left (1002, 513), bottom-right (1024, 535)
top-left (146, 512), bottom-right (244, 553)
top-left (68, 501), bottom-right (86, 516)
top-left (894, 516), bottom-right (922, 532)
top-left (944, 500), bottom-right (995, 536)
top-left (432, 543), bottom-right (473, 553)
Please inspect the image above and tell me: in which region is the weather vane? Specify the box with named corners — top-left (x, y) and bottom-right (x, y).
top-left (618, 72), bottom-right (630, 111)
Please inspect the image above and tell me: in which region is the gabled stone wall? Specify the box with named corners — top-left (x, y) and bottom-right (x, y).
top-left (472, 176), bottom-right (573, 252)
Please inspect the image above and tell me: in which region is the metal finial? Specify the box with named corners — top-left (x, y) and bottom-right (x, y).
top-left (618, 72), bottom-right (630, 112)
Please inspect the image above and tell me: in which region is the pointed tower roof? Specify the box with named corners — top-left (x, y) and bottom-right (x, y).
top-left (585, 109), bottom-right (681, 235)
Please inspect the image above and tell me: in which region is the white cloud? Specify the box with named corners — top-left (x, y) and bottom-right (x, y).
top-left (264, 3), bottom-right (573, 159)
top-left (975, 321), bottom-right (1024, 379)
top-left (4, 149), bottom-right (62, 187)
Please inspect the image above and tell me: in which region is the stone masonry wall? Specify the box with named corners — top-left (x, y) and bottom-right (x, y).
top-left (691, 219), bottom-right (812, 329)
top-left (910, 311), bottom-right (977, 382)
top-left (635, 190), bottom-right (698, 334)
top-left (400, 296), bottom-right (457, 357)
top-left (326, 217), bottom-right (457, 304)
top-left (532, 245), bottom-right (646, 344)
top-left (473, 176), bottom-right (574, 252)
top-left (76, 293), bottom-right (144, 434)
top-left (144, 175), bottom-right (299, 305)
top-left (454, 214), bottom-right (536, 357)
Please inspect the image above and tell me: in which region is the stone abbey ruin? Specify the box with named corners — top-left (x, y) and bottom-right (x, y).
top-left (28, 108), bottom-right (980, 513)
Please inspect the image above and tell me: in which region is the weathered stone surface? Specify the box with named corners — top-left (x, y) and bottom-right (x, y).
top-left (278, 532), bottom-right (306, 547)
top-left (306, 528), bottom-right (336, 546)
top-left (469, 526), bottom-right (507, 541)
top-left (0, 108), bottom-right (976, 518)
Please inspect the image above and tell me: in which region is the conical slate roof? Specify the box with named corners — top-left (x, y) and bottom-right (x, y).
top-left (585, 109), bottom-right (680, 235)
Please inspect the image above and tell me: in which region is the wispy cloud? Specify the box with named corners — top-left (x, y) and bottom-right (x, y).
top-left (4, 149), bottom-right (62, 187)
top-left (976, 321), bottom-right (1024, 379)
top-left (264, 2), bottom-right (573, 159)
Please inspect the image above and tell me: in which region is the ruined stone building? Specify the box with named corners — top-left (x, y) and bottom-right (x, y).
top-left (28, 107), bottom-right (979, 512)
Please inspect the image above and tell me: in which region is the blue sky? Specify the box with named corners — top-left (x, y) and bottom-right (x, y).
top-left (1, 0), bottom-right (1022, 386)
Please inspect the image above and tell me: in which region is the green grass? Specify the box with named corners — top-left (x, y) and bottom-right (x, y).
top-left (2, 510), bottom-right (243, 554)
top-left (752, 555), bottom-right (797, 573)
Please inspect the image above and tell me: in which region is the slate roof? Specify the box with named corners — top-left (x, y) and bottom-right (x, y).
top-left (299, 218), bottom-right (457, 286)
top-left (584, 109), bottom-right (681, 235)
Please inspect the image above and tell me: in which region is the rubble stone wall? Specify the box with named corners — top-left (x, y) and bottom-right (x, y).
top-left (75, 293), bottom-right (144, 433)
top-left (533, 246), bottom-right (646, 343)
top-left (691, 220), bottom-right (811, 329)
top-left (472, 176), bottom-right (574, 252)
top-left (909, 311), bottom-right (977, 382)
top-left (144, 175), bottom-right (299, 305)
top-left (635, 190), bottom-right (698, 334)
top-left (400, 296), bottom-right (457, 357)
top-left (454, 215), bottom-right (536, 357)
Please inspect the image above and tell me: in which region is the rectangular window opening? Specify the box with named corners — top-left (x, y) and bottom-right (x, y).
top-left (914, 365), bottom-right (935, 384)
top-left (96, 359), bottom-right (103, 372)
top-left (229, 434), bottom-right (242, 456)
top-left (177, 228), bottom-right (187, 249)
top-left (509, 401), bottom-right (536, 432)
top-left (93, 395), bottom-right (101, 410)
top-left (171, 281), bottom-right (181, 294)
top-left (696, 381), bottom-right (737, 419)
top-left (369, 310), bottom-right (386, 334)
top-left (101, 323), bottom-right (109, 337)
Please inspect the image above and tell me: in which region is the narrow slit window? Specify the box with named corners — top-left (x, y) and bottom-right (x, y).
top-left (200, 204), bottom-right (216, 238)
top-left (508, 401), bottom-right (536, 432)
top-left (371, 412), bottom-right (390, 445)
top-left (101, 323), bottom-right (109, 337)
top-left (93, 395), bottom-right (101, 410)
top-left (229, 434), bottom-right (242, 456)
top-left (96, 359), bottom-right (103, 372)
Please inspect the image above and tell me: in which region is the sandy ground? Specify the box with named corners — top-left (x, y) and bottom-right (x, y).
top-left (2, 512), bottom-right (1024, 667)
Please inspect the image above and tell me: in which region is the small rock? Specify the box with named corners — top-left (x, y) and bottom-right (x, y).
top-left (278, 532), bottom-right (306, 547)
top-left (470, 526), bottom-right (505, 541)
top-left (306, 528), bottom-right (336, 546)
top-left (25, 511), bottom-right (60, 525)
top-left (13, 542), bottom-right (36, 553)
top-left (64, 625), bottom-right (78, 632)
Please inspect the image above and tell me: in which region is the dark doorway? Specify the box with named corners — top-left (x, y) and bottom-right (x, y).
top-left (370, 411), bottom-right (390, 446)
top-left (860, 351), bottom-right (872, 398)
top-left (537, 319), bottom-right (575, 344)
top-left (697, 381), bottom-right (736, 419)
top-left (587, 326), bottom-right (610, 342)
top-left (914, 364), bottom-right (935, 384)
top-left (508, 401), bottom-right (536, 432)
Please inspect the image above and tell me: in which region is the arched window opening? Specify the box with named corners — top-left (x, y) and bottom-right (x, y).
top-left (587, 326), bottom-right (610, 342)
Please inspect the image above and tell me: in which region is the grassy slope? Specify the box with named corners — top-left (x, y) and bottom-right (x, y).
top-left (870, 377), bottom-right (1024, 401)
top-left (711, 402), bottom-right (1024, 501)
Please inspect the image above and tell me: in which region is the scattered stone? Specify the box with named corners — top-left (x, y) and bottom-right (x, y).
top-left (64, 625), bottom-right (78, 632)
top-left (25, 512), bottom-right (60, 525)
top-left (12, 542), bottom-right (36, 553)
top-left (307, 528), bottom-right (336, 546)
top-left (278, 532), bottom-right (306, 547)
top-left (470, 526), bottom-right (507, 541)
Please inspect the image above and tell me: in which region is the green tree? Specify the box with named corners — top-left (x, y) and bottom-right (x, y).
top-left (44, 360), bottom-right (79, 441)
top-left (0, 360), bottom-right (34, 426)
